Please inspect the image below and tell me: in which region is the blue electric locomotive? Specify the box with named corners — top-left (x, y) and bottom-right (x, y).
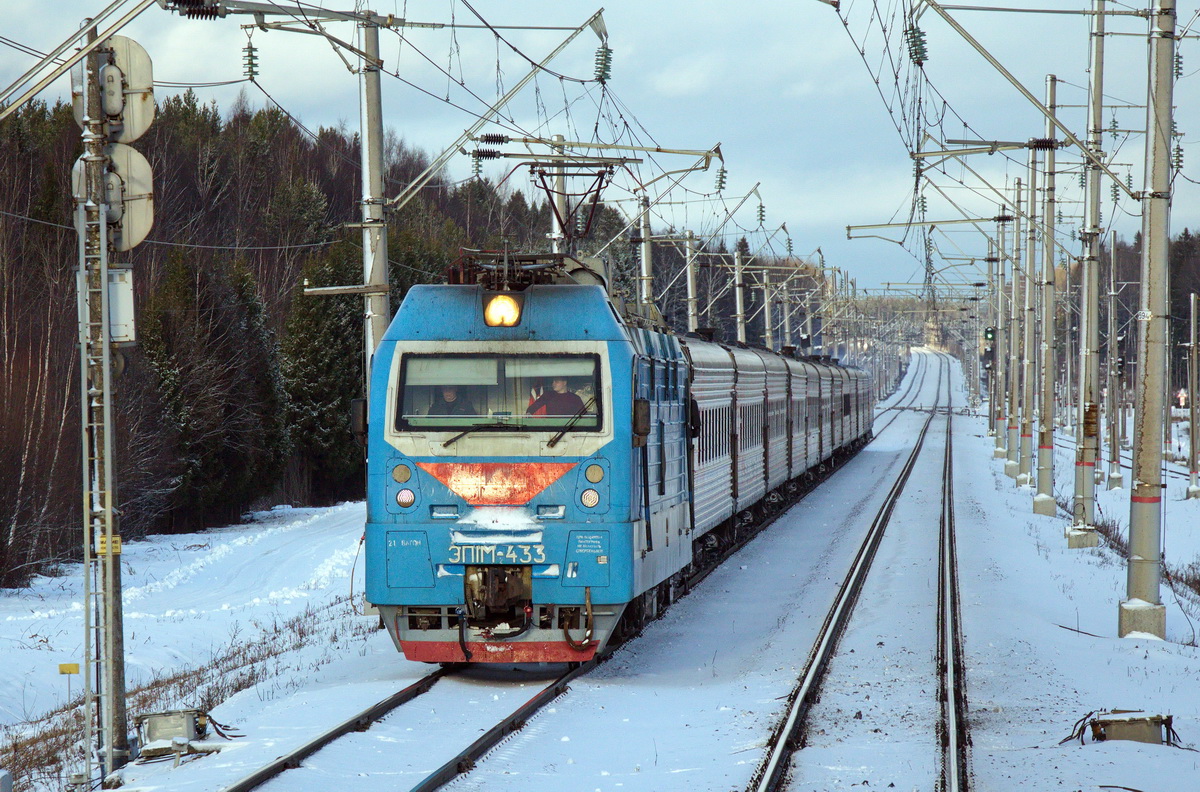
top-left (363, 252), bottom-right (873, 663)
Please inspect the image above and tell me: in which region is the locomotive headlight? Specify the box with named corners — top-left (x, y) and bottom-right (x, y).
top-left (392, 464), bottom-right (411, 483)
top-left (584, 464), bottom-right (604, 483)
top-left (483, 294), bottom-right (521, 327)
top-left (580, 488), bottom-right (600, 508)
top-left (396, 489), bottom-right (416, 508)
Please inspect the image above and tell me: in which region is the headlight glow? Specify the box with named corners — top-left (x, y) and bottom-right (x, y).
top-left (484, 294), bottom-right (521, 327)
top-left (580, 488), bottom-right (600, 508)
top-left (396, 489), bottom-right (416, 507)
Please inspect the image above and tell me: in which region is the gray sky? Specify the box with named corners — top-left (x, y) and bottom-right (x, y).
top-left (3, 1), bottom-right (1198, 291)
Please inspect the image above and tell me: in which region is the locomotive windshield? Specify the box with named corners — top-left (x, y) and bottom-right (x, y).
top-left (396, 353), bottom-right (602, 432)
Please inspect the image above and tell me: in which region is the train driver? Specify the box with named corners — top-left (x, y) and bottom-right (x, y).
top-left (525, 377), bottom-right (585, 416)
top-left (427, 385), bottom-right (476, 416)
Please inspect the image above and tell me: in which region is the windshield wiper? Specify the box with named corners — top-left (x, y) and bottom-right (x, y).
top-left (547, 397), bottom-right (597, 448)
top-left (442, 421), bottom-right (514, 448)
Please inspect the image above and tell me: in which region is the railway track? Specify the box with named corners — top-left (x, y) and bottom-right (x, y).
top-left (873, 351), bottom-right (934, 437)
top-left (748, 351), bottom-right (972, 791)
top-left (937, 373), bottom-right (971, 791)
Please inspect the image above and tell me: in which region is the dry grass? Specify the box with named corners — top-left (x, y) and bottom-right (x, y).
top-left (0, 595), bottom-right (380, 792)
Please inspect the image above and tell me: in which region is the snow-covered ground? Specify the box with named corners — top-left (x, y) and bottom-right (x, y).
top-left (2, 349), bottom-right (1199, 791)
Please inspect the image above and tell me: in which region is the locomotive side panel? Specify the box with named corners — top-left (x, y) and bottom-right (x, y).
top-left (628, 329), bottom-right (693, 594)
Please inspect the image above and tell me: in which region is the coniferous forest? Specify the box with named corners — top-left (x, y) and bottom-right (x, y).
top-left (3, 91), bottom-right (1200, 587)
top-left (0, 91), bottom-right (590, 586)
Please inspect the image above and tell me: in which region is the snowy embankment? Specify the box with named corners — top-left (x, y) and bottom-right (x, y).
top-left (1, 352), bottom-right (1198, 791)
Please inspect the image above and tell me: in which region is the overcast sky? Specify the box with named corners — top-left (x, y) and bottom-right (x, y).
top-left (3, 1), bottom-right (1198, 291)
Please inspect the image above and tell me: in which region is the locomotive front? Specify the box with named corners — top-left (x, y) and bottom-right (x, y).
top-left (364, 273), bottom-right (637, 663)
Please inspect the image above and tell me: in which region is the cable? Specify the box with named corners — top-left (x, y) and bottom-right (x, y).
top-left (0, 207), bottom-right (340, 251)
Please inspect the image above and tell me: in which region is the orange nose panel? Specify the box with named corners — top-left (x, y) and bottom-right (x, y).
top-left (415, 462), bottom-right (577, 505)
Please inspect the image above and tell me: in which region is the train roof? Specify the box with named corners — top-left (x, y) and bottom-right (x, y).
top-left (384, 283), bottom-right (627, 343)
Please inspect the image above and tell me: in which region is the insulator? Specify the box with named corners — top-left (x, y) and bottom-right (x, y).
top-left (1175, 52), bottom-right (1183, 79)
top-left (1078, 171), bottom-right (1086, 189)
top-left (178, 1), bottom-right (224, 19)
top-left (594, 46), bottom-right (613, 83)
top-left (1125, 173), bottom-right (1133, 190)
top-left (715, 167), bottom-right (727, 192)
top-left (472, 148), bottom-right (501, 160)
top-left (242, 42), bottom-right (258, 80)
top-left (1173, 143), bottom-right (1184, 170)
top-left (904, 25), bottom-right (928, 66)
top-left (471, 155), bottom-right (483, 178)
top-left (1029, 137), bottom-right (1056, 151)
top-left (1110, 182), bottom-right (1119, 203)
top-left (478, 133), bottom-right (509, 145)
top-left (756, 204), bottom-right (765, 225)
top-left (1109, 116), bottom-right (1119, 139)
top-left (918, 195), bottom-right (927, 214)
top-left (576, 212), bottom-right (587, 234)
top-left (786, 237), bottom-right (793, 256)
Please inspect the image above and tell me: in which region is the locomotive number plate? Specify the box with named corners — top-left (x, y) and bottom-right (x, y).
top-left (447, 544), bottom-right (546, 564)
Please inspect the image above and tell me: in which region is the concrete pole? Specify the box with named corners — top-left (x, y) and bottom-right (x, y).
top-left (1006, 181), bottom-right (1024, 478)
top-left (1035, 76), bottom-right (1058, 514)
top-left (994, 232), bottom-right (1009, 457)
top-left (685, 231), bottom-right (699, 333)
top-left (1119, 0), bottom-right (1174, 640)
top-left (639, 195), bottom-right (653, 306)
top-left (1107, 244), bottom-right (1125, 488)
top-left (1188, 292), bottom-right (1199, 498)
top-left (734, 249), bottom-right (747, 343)
top-left (80, 31), bottom-right (129, 775)
top-left (360, 22), bottom-right (390, 377)
top-left (783, 282), bottom-right (794, 348)
top-left (551, 134), bottom-right (567, 254)
top-left (1018, 153), bottom-right (1038, 488)
top-left (1075, 0), bottom-right (1106, 529)
top-left (1036, 78), bottom-right (1056, 513)
top-left (763, 271), bottom-right (774, 350)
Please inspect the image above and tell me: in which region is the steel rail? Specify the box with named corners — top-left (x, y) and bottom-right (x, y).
top-left (748, 355), bottom-right (945, 792)
top-left (936, 363), bottom-right (972, 792)
top-left (217, 665), bottom-right (460, 792)
top-left (873, 351), bottom-right (932, 437)
top-left (408, 660), bottom-right (597, 791)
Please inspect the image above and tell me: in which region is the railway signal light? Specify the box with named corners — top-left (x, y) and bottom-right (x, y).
top-left (984, 326), bottom-right (996, 341)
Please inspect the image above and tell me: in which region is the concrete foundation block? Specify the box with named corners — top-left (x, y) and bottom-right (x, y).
top-left (1004, 460), bottom-right (1019, 478)
top-left (993, 446), bottom-right (1007, 459)
top-left (1187, 485), bottom-right (1200, 500)
top-left (1015, 472), bottom-right (1031, 487)
top-left (1118, 599), bottom-right (1166, 639)
top-left (1107, 472), bottom-right (1124, 490)
top-left (1033, 493), bottom-right (1057, 516)
top-left (1067, 528), bottom-right (1099, 549)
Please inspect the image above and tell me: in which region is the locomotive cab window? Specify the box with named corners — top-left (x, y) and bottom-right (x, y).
top-left (396, 353), bottom-right (602, 432)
